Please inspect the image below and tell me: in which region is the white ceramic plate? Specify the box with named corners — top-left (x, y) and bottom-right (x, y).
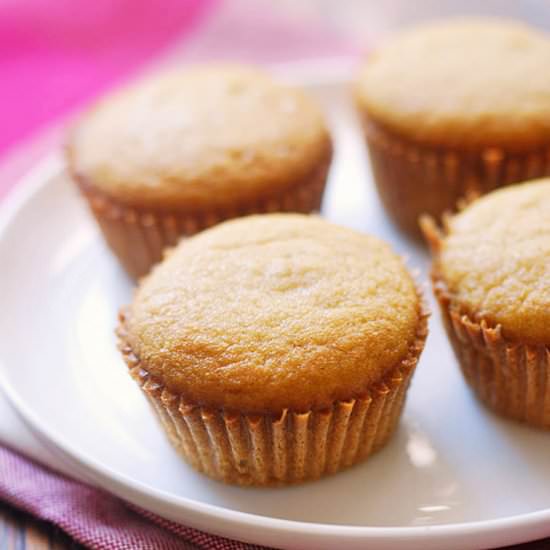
top-left (1, 76), bottom-right (550, 550)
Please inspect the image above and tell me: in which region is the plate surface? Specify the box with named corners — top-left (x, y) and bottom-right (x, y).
top-left (1, 78), bottom-right (550, 550)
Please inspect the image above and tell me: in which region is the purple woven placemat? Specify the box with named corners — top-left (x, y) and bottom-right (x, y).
top-left (0, 444), bottom-right (271, 550)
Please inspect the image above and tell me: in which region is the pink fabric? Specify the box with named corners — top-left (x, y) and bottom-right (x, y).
top-left (0, 444), bottom-right (270, 549)
top-left (0, 0), bottom-right (216, 156)
top-left (0, 0), bottom-right (358, 201)
top-left (179, 2), bottom-right (359, 64)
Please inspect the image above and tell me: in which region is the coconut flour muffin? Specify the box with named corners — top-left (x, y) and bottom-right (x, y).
top-left (118, 214), bottom-right (428, 485)
top-left (422, 179), bottom-right (550, 428)
top-left (355, 18), bottom-right (550, 238)
top-left (67, 65), bottom-right (332, 279)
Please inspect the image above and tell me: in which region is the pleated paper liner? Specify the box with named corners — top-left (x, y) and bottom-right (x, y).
top-left (360, 115), bottom-right (550, 239)
top-left (117, 307), bottom-right (428, 486)
top-left (74, 159), bottom-right (330, 281)
top-left (422, 217), bottom-right (550, 429)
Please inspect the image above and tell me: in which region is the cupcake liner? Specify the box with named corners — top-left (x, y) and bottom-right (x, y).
top-left (422, 218), bottom-right (550, 428)
top-left (117, 306), bottom-right (428, 486)
top-left (75, 159), bottom-right (330, 280)
top-left (361, 116), bottom-right (550, 239)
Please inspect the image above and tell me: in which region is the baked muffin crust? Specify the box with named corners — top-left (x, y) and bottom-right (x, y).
top-left (68, 65), bottom-right (331, 209)
top-left (123, 214), bottom-right (421, 413)
top-left (438, 179), bottom-right (550, 343)
top-left (355, 18), bottom-right (550, 151)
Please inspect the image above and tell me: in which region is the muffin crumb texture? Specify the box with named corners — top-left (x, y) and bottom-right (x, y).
top-left (123, 214), bottom-right (421, 414)
top-left (439, 179), bottom-right (550, 343)
top-left (356, 18), bottom-right (550, 150)
top-left (69, 65), bottom-right (331, 209)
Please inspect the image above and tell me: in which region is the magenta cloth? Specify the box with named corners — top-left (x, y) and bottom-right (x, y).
top-left (0, 0), bottom-right (216, 156)
top-left (0, 444), bottom-right (271, 549)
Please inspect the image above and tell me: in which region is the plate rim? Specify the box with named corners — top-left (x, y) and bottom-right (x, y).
top-left (2, 153), bottom-right (550, 548)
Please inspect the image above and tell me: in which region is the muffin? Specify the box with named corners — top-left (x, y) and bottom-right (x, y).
top-left (422, 179), bottom-right (550, 428)
top-left (67, 65), bottom-right (332, 279)
top-left (118, 214), bottom-right (428, 485)
top-left (355, 18), bottom-right (550, 238)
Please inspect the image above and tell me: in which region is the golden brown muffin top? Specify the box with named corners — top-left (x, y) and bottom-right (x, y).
top-left (122, 214), bottom-right (421, 413)
top-left (68, 65), bottom-right (331, 209)
top-left (355, 18), bottom-right (550, 151)
top-left (439, 179), bottom-right (550, 344)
